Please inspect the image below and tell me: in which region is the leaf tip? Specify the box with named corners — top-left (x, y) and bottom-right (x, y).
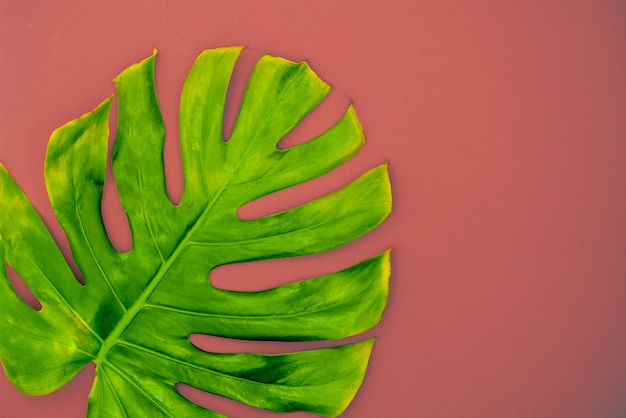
top-left (345, 104), bottom-right (366, 148)
top-left (113, 49), bottom-right (158, 85)
top-left (44, 95), bottom-right (112, 189)
top-left (371, 161), bottom-right (393, 217)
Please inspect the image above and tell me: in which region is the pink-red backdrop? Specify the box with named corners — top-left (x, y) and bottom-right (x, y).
top-left (1, 1), bottom-right (626, 417)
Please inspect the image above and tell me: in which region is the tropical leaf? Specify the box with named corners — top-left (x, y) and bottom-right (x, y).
top-left (0, 46), bottom-right (392, 417)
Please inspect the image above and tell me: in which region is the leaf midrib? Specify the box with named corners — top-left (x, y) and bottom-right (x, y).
top-left (95, 138), bottom-right (260, 365)
top-left (94, 195), bottom-right (219, 365)
top-left (95, 73), bottom-right (316, 366)
top-left (144, 298), bottom-right (354, 319)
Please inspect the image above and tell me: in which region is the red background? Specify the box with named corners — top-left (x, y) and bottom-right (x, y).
top-left (2, 1), bottom-right (626, 417)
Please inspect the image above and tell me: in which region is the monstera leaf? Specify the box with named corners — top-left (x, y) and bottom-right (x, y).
top-left (0, 47), bottom-right (391, 417)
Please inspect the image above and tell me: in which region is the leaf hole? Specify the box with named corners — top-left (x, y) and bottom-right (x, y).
top-left (102, 101), bottom-right (132, 253)
top-left (101, 94), bottom-right (132, 252)
top-left (5, 263), bottom-right (42, 311)
top-left (68, 258), bottom-right (86, 286)
top-left (209, 257), bottom-right (331, 292)
top-left (277, 89), bottom-right (350, 150)
top-left (236, 158), bottom-right (363, 220)
top-left (222, 48), bottom-right (264, 142)
top-left (101, 179), bottom-right (132, 252)
top-left (163, 113), bottom-right (184, 206)
top-left (153, 49), bottom-right (185, 205)
top-left (210, 243), bottom-right (385, 292)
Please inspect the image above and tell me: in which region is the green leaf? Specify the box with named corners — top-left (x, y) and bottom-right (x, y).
top-left (0, 46), bottom-right (391, 417)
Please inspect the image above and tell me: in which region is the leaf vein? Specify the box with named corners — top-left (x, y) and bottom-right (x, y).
top-left (104, 360), bottom-right (175, 417)
top-left (100, 367), bottom-right (129, 418)
top-left (143, 301), bottom-right (344, 319)
top-left (137, 170), bottom-right (166, 263)
top-left (24, 253), bottom-right (103, 345)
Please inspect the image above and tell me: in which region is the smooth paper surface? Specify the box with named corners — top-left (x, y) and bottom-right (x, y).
top-left (1, 1), bottom-right (626, 417)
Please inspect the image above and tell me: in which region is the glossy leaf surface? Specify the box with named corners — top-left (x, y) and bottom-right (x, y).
top-left (0, 47), bottom-right (391, 417)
